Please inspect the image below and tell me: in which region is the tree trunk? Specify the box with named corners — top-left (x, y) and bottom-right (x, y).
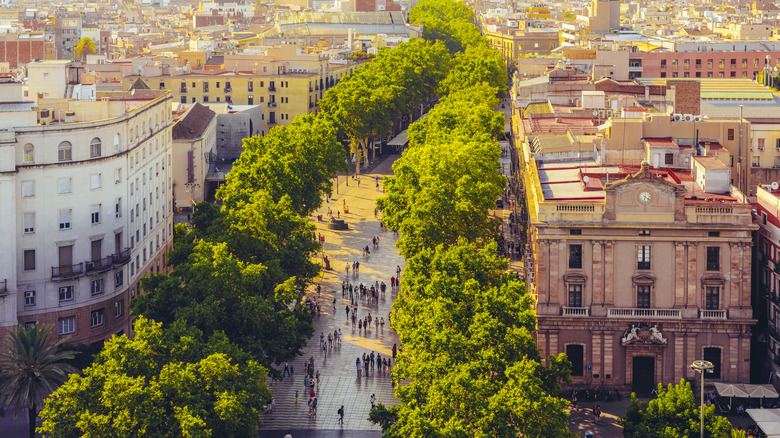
top-left (28, 402), bottom-right (36, 438)
top-left (372, 137), bottom-right (376, 163)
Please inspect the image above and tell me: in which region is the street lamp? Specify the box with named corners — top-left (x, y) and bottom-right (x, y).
top-left (691, 360), bottom-right (715, 438)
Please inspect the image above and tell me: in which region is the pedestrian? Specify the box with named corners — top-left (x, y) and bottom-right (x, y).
top-left (310, 388), bottom-right (315, 399)
top-left (308, 398), bottom-right (313, 416)
top-left (345, 263), bottom-right (350, 277)
top-left (338, 328), bottom-right (342, 343)
top-left (376, 353), bottom-right (382, 371)
top-left (283, 361), bottom-right (290, 377)
top-left (328, 332), bottom-right (333, 348)
top-left (304, 376), bottom-right (308, 388)
top-left (594, 405), bottom-right (601, 424)
top-left (313, 397), bottom-right (318, 415)
top-left (356, 358), bottom-right (362, 377)
top-left (390, 276), bottom-right (395, 288)
top-left (333, 297), bottom-right (336, 309)
top-left (296, 390), bottom-right (299, 404)
top-left (392, 343), bottom-right (397, 361)
top-left (358, 319), bottom-right (362, 330)
top-left (370, 393), bottom-right (376, 410)
top-left (316, 370), bottom-right (320, 386)
top-left (396, 265), bottom-right (401, 277)
top-left (355, 261), bottom-right (360, 273)
top-left (316, 284), bottom-right (321, 295)
top-left (338, 405), bottom-right (345, 424)
top-left (572, 391), bottom-right (578, 409)
top-left (380, 317), bottom-right (385, 329)
top-left (290, 364), bottom-right (294, 375)
top-left (346, 305), bottom-right (350, 319)
top-left (270, 396), bottom-right (276, 412)
top-left (370, 351), bottom-right (375, 370)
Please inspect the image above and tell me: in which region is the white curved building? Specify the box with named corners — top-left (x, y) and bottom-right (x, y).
top-left (0, 67), bottom-right (173, 344)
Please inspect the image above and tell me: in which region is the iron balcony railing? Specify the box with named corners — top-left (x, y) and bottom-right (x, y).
top-left (52, 263), bottom-right (84, 281)
top-left (86, 256), bottom-right (113, 275)
top-left (112, 248), bottom-right (131, 266)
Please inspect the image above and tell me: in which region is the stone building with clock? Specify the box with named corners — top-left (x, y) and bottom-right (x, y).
top-left (523, 151), bottom-right (755, 393)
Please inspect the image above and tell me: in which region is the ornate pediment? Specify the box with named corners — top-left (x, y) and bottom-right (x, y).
top-left (603, 162), bottom-right (687, 222)
top-left (621, 323), bottom-right (668, 346)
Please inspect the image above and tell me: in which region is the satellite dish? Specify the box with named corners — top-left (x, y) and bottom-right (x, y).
top-left (583, 176), bottom-right (590, 183)
top-left (772, 182), bottom-right (779, 191)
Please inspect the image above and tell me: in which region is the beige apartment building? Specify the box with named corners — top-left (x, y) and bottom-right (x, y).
top-left (524, 153), bottom-right (755, 393)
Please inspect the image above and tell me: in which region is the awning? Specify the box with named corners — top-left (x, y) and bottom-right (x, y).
top-left (748, 409), bottom-right (780, 423)
top-left (747, 384), bottom-right (780, 399)
top-left (387, 129), bottom-right (408, 147)
top-left (715, 382), bottom-right (750, 398)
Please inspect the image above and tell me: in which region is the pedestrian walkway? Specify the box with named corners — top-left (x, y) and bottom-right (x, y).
top-left (260, 154), bottom-right (405, 434)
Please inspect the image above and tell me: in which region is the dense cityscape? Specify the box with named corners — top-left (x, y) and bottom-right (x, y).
top-left (2, 0), bottom-right (780, 436)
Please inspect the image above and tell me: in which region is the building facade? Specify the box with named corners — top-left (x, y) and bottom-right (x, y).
top-left (524, 156), bottom-right (755, 393)
top-left (754, 185), bottom-right (780, 388)
top-left (0, 77), bottom-right (173, 344)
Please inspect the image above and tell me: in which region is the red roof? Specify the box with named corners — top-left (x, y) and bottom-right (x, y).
top-left (172, 103), bottom-right (216, 140)
top-left (643, 137), bottom-right (678, 147)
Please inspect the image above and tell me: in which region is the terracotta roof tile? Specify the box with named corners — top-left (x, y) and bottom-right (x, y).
top-left (172, 103), bottom-right (216, 140)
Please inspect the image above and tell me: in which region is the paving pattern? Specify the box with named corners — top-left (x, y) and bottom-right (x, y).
top-left (260, 155), bottom-right (404, 435)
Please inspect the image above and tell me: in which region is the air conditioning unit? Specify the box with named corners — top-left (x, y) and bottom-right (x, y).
top-left (684, 114), bottom-right (694, 122)
top-left (694, 115), bottom-right (703, 122)
top-left (673, 113), bottom-right (683, 121)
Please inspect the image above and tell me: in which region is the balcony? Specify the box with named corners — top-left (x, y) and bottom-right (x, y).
top-left (203, 88), bottom-right (209, 93)
top-left (224, 87), bottom-right (232, 93)
top-left (52, 263), bottom-right (84, 281)
top-left (699, 309), bottom-right (727, 320)
top-left (0, 279), bottom-right (6, 296)
top-left (268, 102), bottom-right (277, 107)
top-left (309, 102), bottom-right (314, 108)
top-left (607, 307), bottom-right (682, 319)
top-left (180, 87), bottom-right (187, 93)
top-left (268, 86), bottom-right (276, 92)
top-left (85, 256), bottom-right (113, 275)
top-left (562, 306), bottom-right (590, 317)
top-left (112, 248), bottom-right (131, 266)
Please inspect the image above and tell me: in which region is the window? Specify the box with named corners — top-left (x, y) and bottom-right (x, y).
top-left (703, 347), bottom-right (721, 379)
top-left (91, 278), bottom-right (103, 295)
top-left (115, 299), bottom-right (125, 318)
top-left (23, 249), bottom-right (35, 271)
top-left (708, 231), bottom-right (720, 237)
top-left (566, 344), bottom-right (584, 376)
top-left (58, 178), bottom-right (72, 194)
top-left (707, 59), bottom-right (713, 68)
top-left (759, 138), bottom-right (766, 150)
top-left (684, 59), bottom-right (690, 69)
top-left (695, 59), bottom-right (701, 68)
top-left (115, 168), bottom-right (122, 184)
top-left (90, 309), bottom-right (105, 327)
top-left (664, 153), bottom-right (674, 165)
top-left (660, 59), bottom-right (666, 68)
top-left (90, 137), bottom-right (101, 158)
top-left (639, 229), bottom-right (651, 236)
top-left (23, 143), bottom-right (33, 162)
top-left (727, 129), bottom-right (734, 141)
top-left (58, 285), bottom-right (74, 302)
top-left (24, 321), bottom-right (36, 329)
top-left (719, 59), bottom-right (725, 68)
top-left (58, 141), bottom-right (72, 161)
top-left (58, 317), bottom-right (75, 335)
top-left (23, 212), bottom-right (35, 234)
top-left (706, 246), bottom-right (720, 271)
top-left (568, 284), bottom-right (583, 307)
top-left (115, 199), bottom-right (121, 218)
top-left (91, 173), bottom-right (102, 190)
top-left (24, 291), bottom-right (35, 306)
top-left (672, 59), bottom-right (678, 69)
top-left (638, 245), bottom-right (651, 270)
top-left (114, 134), bottom-right (121, 151)
top-left (22, 181), bottom-right (34, 197)
top-left (705, 286), bottom-right (720, 311)
top-left (115, 269), bottom-right (124, 288)
top-left (91, 204), bottom-right (101, 224)
top-left (637, 285), bottom-right (651, 308)
top-left (569, 244), bottom-right (582, 269)
top-left (59, 209), bottom-right (71, 230)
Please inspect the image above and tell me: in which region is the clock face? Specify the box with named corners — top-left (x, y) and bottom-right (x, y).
top-left (639, 191), bottom-right (651, 204)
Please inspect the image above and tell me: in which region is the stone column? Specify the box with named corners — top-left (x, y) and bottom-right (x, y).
top-left (730, 242), bottom-right (741, 308)
top-left (592, 331), bottom-right (603, 381)
top-left (742, 243), bottom-right (753, 308)
top-left (729, 334), bottom-right (740, 382)
top-left (537, 240), bottom-right (548, 304)
top-left (537, 331), bottom-right (548, 360)
top-left (592, 241), bottom-right (603, 306)
top-left (687, 242), bottom-right (698, 308)
top-left (674, 332), bottom-right (686, 383)
top-left (675, 242), bottom-right (686, 307)
top-left (550, 241), bottom-right (560, 306)
top-left (686, 333), bottom-right (697, 379)
top-left (549, 330), bottom-right (559, 356)
top-left (604, 331), bottom-right (614, 384)
top-left (604, 241), bottom-right (615, 305)
top-left (740, 334), bottom-right (751, 382)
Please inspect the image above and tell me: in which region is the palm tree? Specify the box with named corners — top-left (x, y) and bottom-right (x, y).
top-left (0, 324), bottom-right (77, 438)
top-left (73, 37), bottom-right (96, 60)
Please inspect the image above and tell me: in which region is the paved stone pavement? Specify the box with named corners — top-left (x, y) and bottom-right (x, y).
top-left (260, 154), bottom-right (405, 435)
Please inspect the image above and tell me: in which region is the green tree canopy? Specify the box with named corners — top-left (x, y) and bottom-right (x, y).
top-left (377, 134), bottom-right (505, 258)
top-left (0, 324), bottom-right (78, 438)
top-left (409, 0), bottom-right (481, 53)
top-left (380, 240), bottom-right (571, 437)
top-left (38, 317), bottom-right (271, 438)
top-left (439, 44), bottom-right (509, 98)
top-left (217, 115), bottom-right (347, 216)
top-left (620, 379), bottom-right (732, 438)
top-left (73, 37), bottom-right (96, 59)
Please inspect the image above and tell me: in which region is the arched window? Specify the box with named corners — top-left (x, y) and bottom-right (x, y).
top-left (114, 133), bottom-right (121, 151)
top-left (90, 137), bottom-right (101, 158)
top-left (58, 141), bottom-right (72, 162)
top-left (23, 143), bottom-right (34, 163)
